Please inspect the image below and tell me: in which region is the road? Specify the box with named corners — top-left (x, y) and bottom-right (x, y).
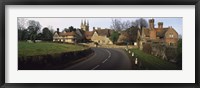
top-left (65, 47), bottom-right (132, 70)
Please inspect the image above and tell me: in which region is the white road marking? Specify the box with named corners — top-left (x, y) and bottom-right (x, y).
top-left (91, 49), bottom-right (112, 70)
top-left (101, 49), bottom-right (111, 63)
top-left (102, 59), bottom-right (108, 63)
top-left (91, 65), bottom-right (100, 70)
top-left (105, 49), bottom-right (111, 59)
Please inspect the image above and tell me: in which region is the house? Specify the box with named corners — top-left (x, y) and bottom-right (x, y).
top-left (53, 28), bottom-right (76, 43)
top-left (137, 19), bottom-right (178, 50)
top-left (91, 28), bottom-right (113, 45)
top-left (53, 19), bottom-right (114, 45)
top-left (117, 31), bottom-right (129, 43)
top-left (84, 31), bottom-right (94, 42)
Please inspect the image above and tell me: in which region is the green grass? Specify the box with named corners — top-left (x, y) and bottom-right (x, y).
top-left (18, 41), bottom-right (88, 57)
top-left (131, 49), bottom-right (178, 70)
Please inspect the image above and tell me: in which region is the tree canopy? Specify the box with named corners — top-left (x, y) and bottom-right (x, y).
top-left (42, 27), bottom-right (53, 41)
top-left (109, 31), bottom-right (120, 44)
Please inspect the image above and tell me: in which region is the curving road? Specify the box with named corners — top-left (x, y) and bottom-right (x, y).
top-left (65, 47), bottom-right (132, 70)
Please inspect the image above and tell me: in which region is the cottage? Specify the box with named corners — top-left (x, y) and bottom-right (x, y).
top-left (91, 29), bottom-right (113, 45)
top-left (84, 31), bottom-right (94, 42)
top-left (53, 28), bottom-right (76, 43)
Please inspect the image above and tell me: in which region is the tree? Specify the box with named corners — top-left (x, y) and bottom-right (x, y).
top-left (125, 26), bottom-right (140, 44)
top-left (21, 29), bottom-right (29, 40)
top-left (36, 33), bottom-right (43, 40)
top-left (109, 31), bottom-right (120, 44)
top-left (18, 18), bottom-right (27, 41)
top-left (134, 18), bottom-right (148, 29)
top-left (17, 18), bottom-right (27, 30)
top-left (122, 20), bottom-right (131, 30)
top-left (110, 19), bottom-right (137, 31)
top-left (42, 27), bottom-right (53, 41)
top-left (110, 19), bottom-right (123, 31)
top-left (69, 26), bottom-right (75, 32)
top-left (48, 25), bottom-right (55, 35)
top-left (27, 20), bottom-right (41, 43)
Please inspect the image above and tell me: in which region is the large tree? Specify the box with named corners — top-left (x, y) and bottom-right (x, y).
top-left (134, 18), bottom-right (148, 29)
top-left (63, 26), bottom-right (76, 32)
top-left (48, 25), bottom-right (54, 35)
top-left (110, 19), bottom-right (123, 31)
top-left (122, 20), bottom-right (131, 30)
top-left (110, 18), bottom-right (138, 31)
top-left (17, 18), bottom-right (27, 30)
top-left (18, 18), bottom-right (27, 41)
top-left (69, 26), bottom-right (75, 32)
top-left (42, 27), bottom-right (53, 41)
top-left (27, 20), bottom-right (41, 43)
top-left (125, 26), bottom-right (140, 44)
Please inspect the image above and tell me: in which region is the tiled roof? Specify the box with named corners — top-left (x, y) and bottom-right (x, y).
top-left (95, 29), bottom-right (111, 36)
top-left (59, 31), bottom-right (75, 36)
top-left (84, 31), bottom-right (94, 39)
top-left (143, 27), bottom-right (170, 38)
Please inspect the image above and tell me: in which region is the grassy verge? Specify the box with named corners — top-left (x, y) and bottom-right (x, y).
top-left (18, 41), bottom-right (88, 57)
top-left (130, 48), bottom-right (179, 70)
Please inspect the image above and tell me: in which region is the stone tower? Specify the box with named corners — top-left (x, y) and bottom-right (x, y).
top-left (80, 19), bottom-right (89, 31)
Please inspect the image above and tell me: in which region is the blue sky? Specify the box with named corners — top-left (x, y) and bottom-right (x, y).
top-left (23, 17), bottom-right (182, 35)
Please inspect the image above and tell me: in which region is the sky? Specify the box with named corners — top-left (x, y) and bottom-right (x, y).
top-left (19, 17), bottom-right (182, 35)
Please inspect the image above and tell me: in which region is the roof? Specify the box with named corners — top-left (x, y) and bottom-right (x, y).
top-left (156, 28), bottom-right (169, 38)
top-left (120, 31), bottom-right (128, 35)
top-left (143, 27), bottom-right (170, 38)
top-left (84, 31), bottom-right (94, 39)
top-left (95, 29), bottom-right (111, 36)
top-left (76, 29), bottom-right (84, 37)
top-left (59, 31), bottom-right (76, 36)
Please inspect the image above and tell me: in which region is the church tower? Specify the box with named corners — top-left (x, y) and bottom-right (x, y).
top-left (80, 19), bottom-right (89, 31)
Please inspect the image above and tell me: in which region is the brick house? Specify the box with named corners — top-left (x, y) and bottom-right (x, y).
top-left (137, 19), bottom-right (179, 50)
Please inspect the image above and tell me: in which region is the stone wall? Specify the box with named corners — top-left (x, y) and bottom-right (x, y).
top-left (143, 43), bottom-right (178, 62)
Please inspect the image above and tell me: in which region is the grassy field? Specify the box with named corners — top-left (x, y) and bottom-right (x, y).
top-left (18, 41), bottom-right (88, 57)
top-left (130, 49), bottom-right (179, 70)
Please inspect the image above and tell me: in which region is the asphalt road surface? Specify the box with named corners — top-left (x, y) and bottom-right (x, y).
top-left (65, 47), bottom-right (132, 70)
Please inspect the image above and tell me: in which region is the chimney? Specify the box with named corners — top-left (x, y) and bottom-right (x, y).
top-left (149, 19), bottom-right (154, 29)
top-left (93, 27), bottom-right (95, 31)
top-left (158, 22), bottom-right (163, 29)
top-left (57, 28), bottom-right (59, 34)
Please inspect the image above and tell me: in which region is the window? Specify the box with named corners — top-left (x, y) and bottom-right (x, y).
top-left (169, 42), bottom-right (174, 46)
top-left (169, 33), bottom-right (174, 38)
